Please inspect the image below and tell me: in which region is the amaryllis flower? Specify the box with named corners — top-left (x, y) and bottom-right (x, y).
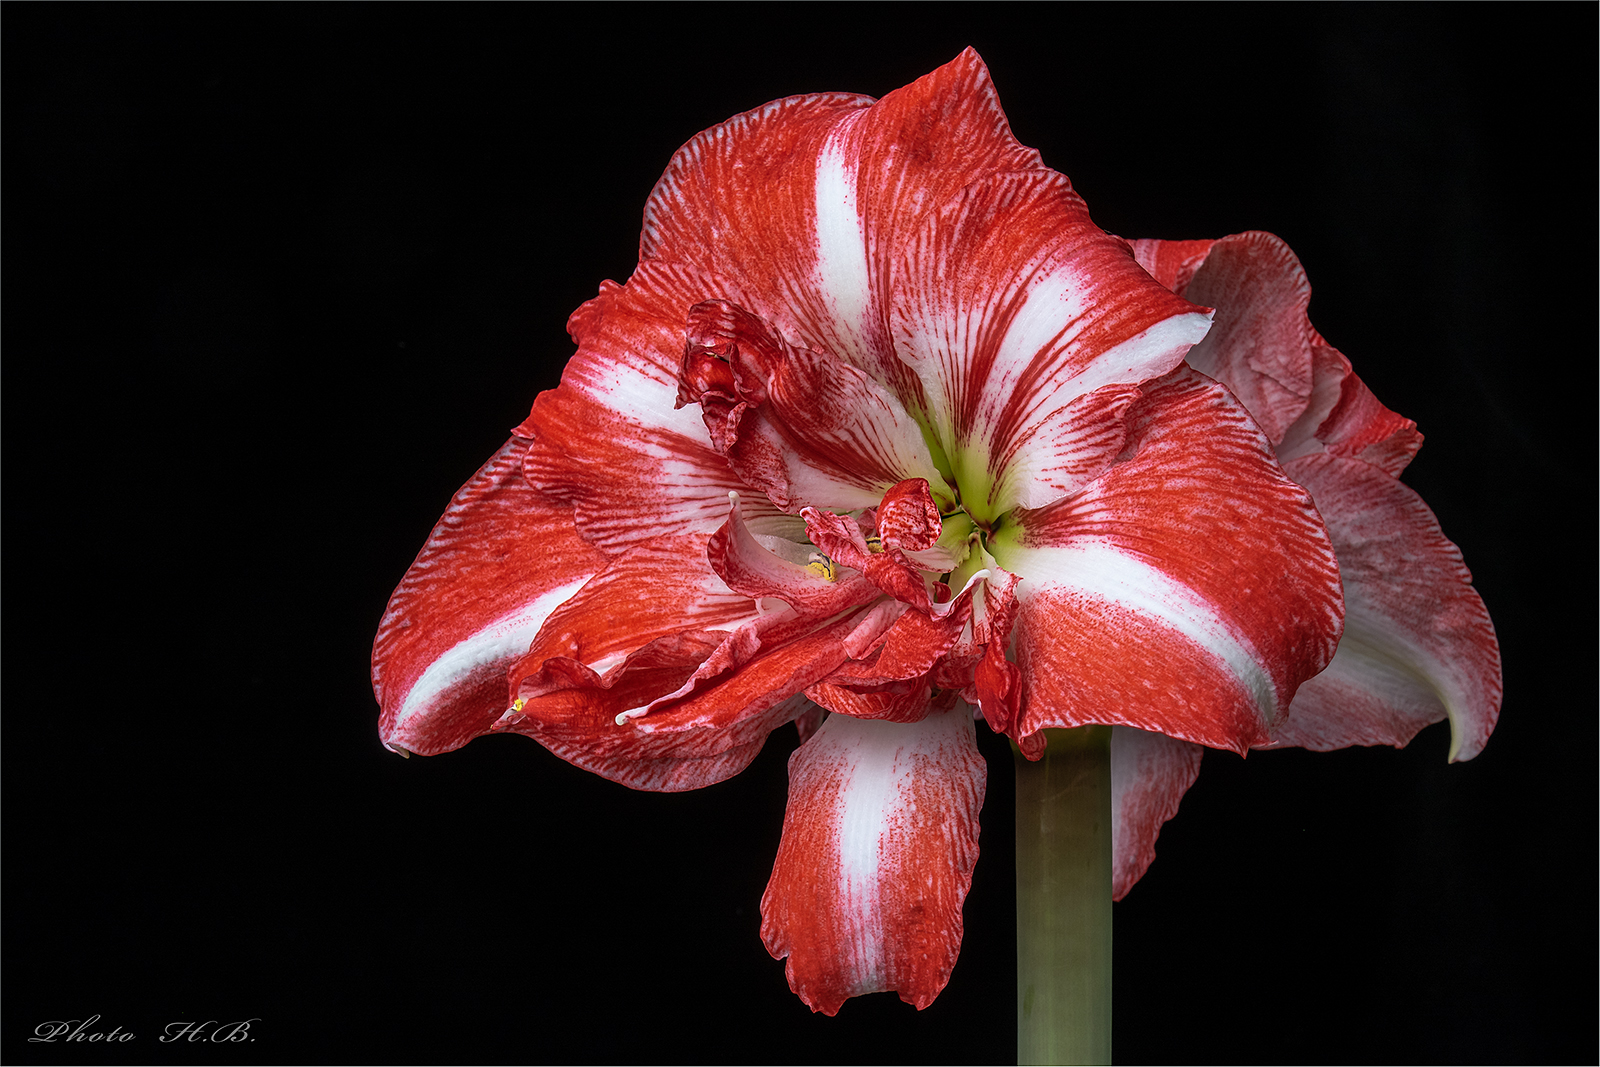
top-left (370, 49), bottom-right (1490, 1016)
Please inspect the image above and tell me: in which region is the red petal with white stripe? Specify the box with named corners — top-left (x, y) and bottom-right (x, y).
top-left (640, 49), bottom-right (1041, 406)
top-left (1110, 726), bottom-right (1204, 900)
top-left (373, 438), bottom-right (606, 756)
top-left (760, 703), bottom-right (986, 1015)
top-left (1265, 455), bottom-right (1502, 761)
top-left (892, 168), bottom-right (1212, 516)
top-left (520, 261), bottom-right (787, 553)
top-left (991, 367), bottom-right (1344, 755)
top-left (681, 301), bottom-right (949, 513)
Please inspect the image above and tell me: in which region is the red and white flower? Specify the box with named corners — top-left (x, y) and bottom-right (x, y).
top-left (371, 50), bottom-right (1496, 1015)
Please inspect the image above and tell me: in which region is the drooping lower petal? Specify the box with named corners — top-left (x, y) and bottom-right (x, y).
top-left (761, 704), bottom-right (986, 1015)
top-left (372, 438), bottom-right (606, 756)
top-left (1264, 455), bottom-right (1502, 762)
top-left (990, 367), bottom-right (1344, 755)
top-left (1110, 726), bottom-right (1204, 900)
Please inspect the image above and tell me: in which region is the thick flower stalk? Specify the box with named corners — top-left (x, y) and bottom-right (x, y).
top-left (371, 49), bottom-right (1499, 1023)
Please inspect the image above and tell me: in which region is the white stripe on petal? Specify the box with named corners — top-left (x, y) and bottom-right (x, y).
top-left (813, 126), bottom-right (873, 366)
top-left (1004, 540), bottom-right (1276, 719)
top-left (393, 576), bottom-right (591, 731)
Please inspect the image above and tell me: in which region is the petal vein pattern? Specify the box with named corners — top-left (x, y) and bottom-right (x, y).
top-left (761, 704), bottom-right (986, 1015)
top-left (373, 438), bottom-right (606, 756)
top-left (991, 368), bottom-right (1344, 754)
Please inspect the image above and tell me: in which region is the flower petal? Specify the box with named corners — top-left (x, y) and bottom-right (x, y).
top-left (640, 49), bottom-right (1042, 401)
top-left (372, 438), bottom-right (606, 756)
top-left (1161, 231), bottom-right (1317, 445)
top-left (682, 300), bottom-right (948, 512)
top-left (760, 703), bottom-right (986, 1015)
top-left (1110, 726), bottom-right (1203, 900)
top-left (892, 169), bottom-right (1212, 517)
top-left (1265, 455), bottom-right (1501, 761)
top-left (990, 367), bottom-right (1344, 754)
top-left (1310, 352), bottom-right (1424, 477)
top-left (520, 260), bottom-right (788, 552)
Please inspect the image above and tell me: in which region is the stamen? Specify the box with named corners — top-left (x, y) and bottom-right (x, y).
top-left (806, 552), bottom-right (839, 581)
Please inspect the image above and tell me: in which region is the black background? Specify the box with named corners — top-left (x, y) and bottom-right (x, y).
top-left (6, 5), bottom-right (1595, 1064)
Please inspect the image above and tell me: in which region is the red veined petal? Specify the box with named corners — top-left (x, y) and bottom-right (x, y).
top-left (760, 703), bottom-right (986, 1015)
top-left (1129, 237), bottom-right (1214, 294)
top-left (502, 685), bottom-right (814, 794)
top-left (1110, 726), bottom-right (1204, 900)
top-left (1275, 340), bottom-right (1352, 464)
top-left (519, 260), bottom-right (789, 552)
top-left (640, 49), bottom-right (1042, 403)
top-left (805, 678), bottom-right (934, 724)
top-left (372, 438), bottom-right (606, 756)
top-left (681, 301), bottom-right (948, 512)
top-left (707, 492), bottom-right (880, 614)
top-left (991, 367), bottom-right (1344, 755)
top-left (1169, 231), bottom-right (1317, 445)
top-left (1263, 455), bottom-right (1502, 761)
top-left (892, 168), bottom-right (1212, 517)
top-left (506, 532), bottom-right (756, 691)
top-left (1134, 233), bottom-right (1423, 475)
top-left (1311, 354), bottom-right (1424, 477)
top-left (632, 611), bottom-right (869, 737)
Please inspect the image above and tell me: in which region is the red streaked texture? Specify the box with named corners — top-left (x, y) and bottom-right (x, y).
top-left (891, 168), bottom-right (1212, 514)
top-left (372, 438), bottom-right (606, 757)
top-left (761, 704), bottom-right (986, 1015)
top-left (994, 367), bottom-right (1344, 754)
top-left (1267, 455), bottom-right (1501, 761)
top-left (1110, 726), bottom-right (1204, 901)
top-left (372, 48), bottom-right (1495, 1017)
top-left (1135, 230), bottom-right (1500, 764)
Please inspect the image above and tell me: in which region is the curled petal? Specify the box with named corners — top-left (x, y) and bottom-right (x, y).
top-left (521, 261), bottom-right (788, 552)
top-left (1129, 237), bottom-right (1214, 294)
top-left (1265, 455), bottom-right (1502, 762)
top-left (1110, 726), bottom-right (1204, 900)
top-left (1176, 231), bottom-right (1317, 445)
top-left (709, 493), bottom-right (879, 614)
top-left (805, 678), bottom-right (934, 724)
top-left (372, 439), bottom-right (606, 757)
top-left (875, 478), bottom-right (943, 551)
top-left (1311, 353), bottom-right (1424, 476)
top-left (991, 367), bottom-right (1344, 755)
top-left (682, 301), bottom-right (948, 512)
top-left (761, 703), bottom-right (986, 1015)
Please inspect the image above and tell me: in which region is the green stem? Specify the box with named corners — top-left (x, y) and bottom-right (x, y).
top-left (1014, 726), bottom-right (1113, 1066)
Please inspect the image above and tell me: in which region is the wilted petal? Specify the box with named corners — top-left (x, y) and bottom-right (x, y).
top-left (1110, 726), bottom-right (1204, 900)
top-left (373, 439), bottom-right (606, 757)
top-left (1265, 455), bottom-right (1502, 761)
top-left (991, 367), bottom-right (1344, 755)
top-left (761, 703), bottom-right (986, 1015)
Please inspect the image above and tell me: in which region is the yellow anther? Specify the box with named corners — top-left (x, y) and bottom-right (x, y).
top-left (865, 534), bottom-right (885, 554)
top-left (806, 554), bottom-right (839, 582)
top-left (511, 697), bottom-right (527, 714)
